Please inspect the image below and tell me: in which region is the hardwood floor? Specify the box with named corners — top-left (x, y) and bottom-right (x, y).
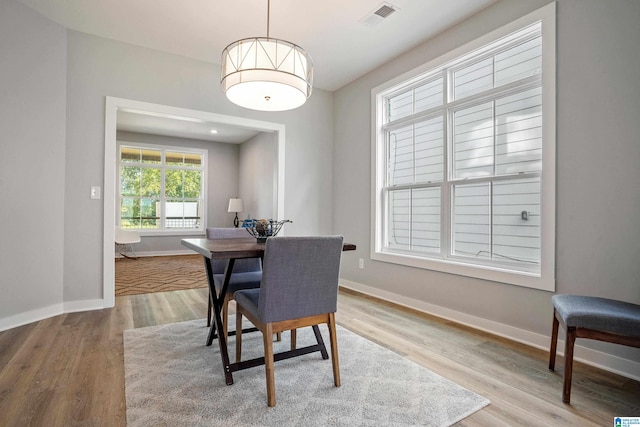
top-left (0, 287), bottom-right (638, 426)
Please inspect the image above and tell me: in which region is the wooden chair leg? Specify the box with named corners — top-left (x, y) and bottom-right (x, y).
top-left (263, 323), bottom-right (276, 407)
top-left (290, 329), bottom-right (297, 350)
top-left (276, 332), bottom-right (282, 342)
top-left (549, 311), bottom-right (559, 370)
top-left (563, 327), bottom-right (576, 404)
top-left (235, 311), bottom-right (243, 363)
top-left (328, 313), bottom-right (341, 387)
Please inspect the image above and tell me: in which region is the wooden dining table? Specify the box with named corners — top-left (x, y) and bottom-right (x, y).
top-left (181, 236), bottom-right (356, 385)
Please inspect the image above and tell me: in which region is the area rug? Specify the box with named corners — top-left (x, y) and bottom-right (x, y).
top-left (115, 254), bottom-right (207, 296)
top-left (124, 319), bottom-right (490, 426)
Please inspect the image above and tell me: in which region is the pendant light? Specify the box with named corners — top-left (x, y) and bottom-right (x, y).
top-left (220, 0), bottom-right (313, 111)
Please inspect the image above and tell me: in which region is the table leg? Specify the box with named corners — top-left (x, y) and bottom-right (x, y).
top-left (203, 257), bottom-right (236, 385)
top-left (212, 292), bottom-right (235, 385)
top-left (203, 257), bottom-right (218, 346)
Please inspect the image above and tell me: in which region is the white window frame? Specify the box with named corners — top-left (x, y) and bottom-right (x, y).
top-left (117, 141), bottom-right (208, 236)
top-left (371, 3), bottom-right (556, 291)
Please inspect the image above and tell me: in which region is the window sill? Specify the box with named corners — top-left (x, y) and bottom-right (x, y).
top-left (371, 249), bottom-right (554, 292)
top-left (139, 229), bottom-right (205, 238)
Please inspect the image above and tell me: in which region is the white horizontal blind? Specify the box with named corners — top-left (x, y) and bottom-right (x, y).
top-left (453, 35), bottom-right (542, 100)
top-left (453, 178), bottom-right (540, 264)
top-left (383, 21), bottom-right (544, 271)
top-left (492, 178), bottom-right (540, 263)
top-left (389, 117), bottom-right (444, 186)
top-left (496, 87), bottom-right (542, 175)
top-left (388, 188), bottom-right (441, 253)
top-left (388, 76), bottom-right (443, 122)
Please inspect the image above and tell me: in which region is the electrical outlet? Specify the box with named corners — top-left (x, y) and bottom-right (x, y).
top-left (358, 258), bottom-right (364, 269)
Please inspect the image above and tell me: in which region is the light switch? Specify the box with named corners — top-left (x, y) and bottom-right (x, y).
top-left (91, 186), bottom-right (101, 200)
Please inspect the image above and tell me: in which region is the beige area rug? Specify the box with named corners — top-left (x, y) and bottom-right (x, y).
top-left (115, 255), bottom-right (207, 296)
top-left (124, 319), bottom-right (490, 426)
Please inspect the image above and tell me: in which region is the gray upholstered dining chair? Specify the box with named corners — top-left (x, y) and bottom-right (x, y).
top-left (206, 227), bottom-right (262, 339)
top-left (234, 235), bottom-right (344, 407)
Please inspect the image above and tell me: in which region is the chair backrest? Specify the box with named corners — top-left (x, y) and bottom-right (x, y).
top-left (206, 227), bottom-right (261, 274)
top-left (115, 227), bottom-right (141, 244)
top-left (257, 236), bottom-right (344, 323)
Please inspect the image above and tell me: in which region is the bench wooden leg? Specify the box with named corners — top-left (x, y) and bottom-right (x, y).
top-left (549, 310), bottom-right (559, 370)
top-left (563, 326), bottom-right (577, 404)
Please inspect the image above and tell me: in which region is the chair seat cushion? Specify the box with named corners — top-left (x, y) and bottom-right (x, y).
top-left (234, 288), bottom-right (260, 317)
top-left (213, 272), bottom-right (262, 294)
top-left (552, 295), bottom-right (640, 337)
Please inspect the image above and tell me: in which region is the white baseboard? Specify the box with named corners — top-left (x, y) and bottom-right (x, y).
top-left (116, 249), bottom-right (195, 259)
top-left (339, 279), bottom-right (640, 382)
top-left (0, 303), bottom-right (64, 332)
top-left (0, 299), bottom-right (110, 332)
top-left (63, 299), bottom-right (107, 313)
top-left (2, 250), bottom-right (196, 332)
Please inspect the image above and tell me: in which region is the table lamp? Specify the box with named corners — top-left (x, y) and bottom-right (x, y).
top-left (228, 198), bottom-right (244, 228)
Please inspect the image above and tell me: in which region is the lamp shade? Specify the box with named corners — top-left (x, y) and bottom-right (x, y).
top-left (228, 198), bottom-right (244, 213)
top-left (221, 37), bottom-right (313, 111)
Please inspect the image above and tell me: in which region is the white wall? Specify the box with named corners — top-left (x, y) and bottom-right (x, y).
top-left (239, 132), bottom-right (277, 221)
top-left (334, 0), bottom-right (640, 376)
top-left (0, 1), bottom-right (67, 327)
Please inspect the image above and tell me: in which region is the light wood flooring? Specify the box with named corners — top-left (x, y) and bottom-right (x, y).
top-left (0, 287), bottom-right (638, 426)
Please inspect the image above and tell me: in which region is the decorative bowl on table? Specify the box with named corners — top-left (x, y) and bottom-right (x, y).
top-left (244, 219), bottom-right (292, 243)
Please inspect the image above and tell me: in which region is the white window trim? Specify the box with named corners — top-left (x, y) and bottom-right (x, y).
top-left (116, 140), bottom-right (208, 236)
top-left (370, 3), bottom-right (556, 291)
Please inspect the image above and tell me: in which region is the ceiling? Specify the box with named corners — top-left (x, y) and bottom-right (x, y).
top-left (117, 110), bottom-right (261, 144)
top-left (18, 0), bottom-right (497, 92)
top-left (18, 0), bottom-right (497, 142)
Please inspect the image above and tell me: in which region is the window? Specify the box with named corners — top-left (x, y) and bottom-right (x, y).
top-left (118, 143), bottom-right (207, 234)
top-left (372, 4), bottom-right (555, 290)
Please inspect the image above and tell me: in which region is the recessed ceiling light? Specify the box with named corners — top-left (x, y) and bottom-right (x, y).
top-left (210, 129), bottom-right (218, 134)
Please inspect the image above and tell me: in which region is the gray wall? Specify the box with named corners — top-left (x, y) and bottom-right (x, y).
top-left (0, 0), bottom-right (334, 327)
top-left (334, 0), bottom-right (640, 366)
top-left (116, 130), bottom-right (241, 253)
top-left (239, 132), bottom-right (277, 221)
top-left (0, 0), bottom-right (67, 323)
top-left (3, 0), bottom-right (639, 378)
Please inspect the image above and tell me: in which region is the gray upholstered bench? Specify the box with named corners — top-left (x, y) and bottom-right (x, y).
top-left (549, 294), bottom-right (640, 403)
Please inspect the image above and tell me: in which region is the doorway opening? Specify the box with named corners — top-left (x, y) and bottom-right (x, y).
top-left (103, 97), bottom-right (285, 307)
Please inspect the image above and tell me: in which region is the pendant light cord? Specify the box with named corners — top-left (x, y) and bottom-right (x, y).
top-left (266, 0), bottom-right (270, 38)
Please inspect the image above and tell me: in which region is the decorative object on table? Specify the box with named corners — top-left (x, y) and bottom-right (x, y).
top-left (245, 219), bottom-right (292, 243)
top-left (220, 0), bottom-right (313, 112)
top-left (241, 219), bottom-right (256, 228)
top-left (227, 198), bottom-right (244, 228)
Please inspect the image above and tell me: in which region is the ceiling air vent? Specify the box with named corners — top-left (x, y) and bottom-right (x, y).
top-left (360, 2), bottom-right (399, 27)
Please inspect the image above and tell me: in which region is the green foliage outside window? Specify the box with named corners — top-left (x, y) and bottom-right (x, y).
top-left (119, 146), bottom-right (204, 230)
